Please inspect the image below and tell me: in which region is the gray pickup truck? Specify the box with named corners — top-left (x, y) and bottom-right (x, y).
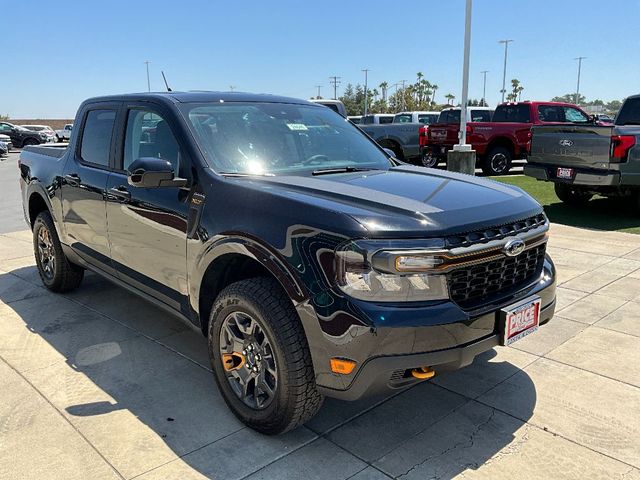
top-left (359, 122), bottom-right (421, 163)
top-left (525, 95), bottom-right (640, 208)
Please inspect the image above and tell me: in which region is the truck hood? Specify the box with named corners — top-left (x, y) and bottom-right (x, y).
top-left (249, 165), bottom-right (542, 237)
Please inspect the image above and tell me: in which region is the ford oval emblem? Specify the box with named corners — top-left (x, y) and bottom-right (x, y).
top-left (504, 239), bottom-right (525, 257)
top-left (559, 139), bottom-right (574, 147)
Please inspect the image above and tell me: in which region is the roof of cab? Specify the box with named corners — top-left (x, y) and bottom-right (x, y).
top-left (81, 91), bottom-right (317, 107)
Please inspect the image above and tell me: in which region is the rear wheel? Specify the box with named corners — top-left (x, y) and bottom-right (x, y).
top-left (208, 277), bottom-right (323, 434)
top-left (420, 153), bottom-right (439, 168)
top-left (481, 146), bottom-right (512, 175)
top-left (33, 211), bottom-right (84, 292)
top-left (554, 183), bottom-right (593, 206)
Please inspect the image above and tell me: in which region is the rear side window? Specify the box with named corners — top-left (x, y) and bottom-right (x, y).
top-left (379, 116), bottom-right (394, 124)
top-left (616, 98), bottom-right (640, 125)
top-left (418, 114), bottom-right (438, 124)
top-left (537, 105), bottom-right (563, 122)
top-left (439, 110), bottom-right (460, 123)
top-left (394, 114), bottom-right (412, 123)
top-left (492, 105), bottom-right (530, 123)
top-left (470, 110), bottom-right (492, 122)
top-left (80, 109), bottom-right (116, 167)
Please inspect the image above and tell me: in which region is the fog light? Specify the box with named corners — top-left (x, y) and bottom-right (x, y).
top-left (330, 358), bottom-right (356, 375)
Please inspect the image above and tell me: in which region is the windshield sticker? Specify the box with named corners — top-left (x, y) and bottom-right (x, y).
top-left (286, 123), bottom-right (308, 131)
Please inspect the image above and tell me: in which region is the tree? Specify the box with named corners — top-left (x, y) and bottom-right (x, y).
top-left (0, 114), bottom-right (8, 121)
top-left (552, 93), bottom-right (585, 104)
top-left (430, 84), bottom-right (438, 105)
top-left (445, 93), bottom-right (455, 105)
top-left (605, 100), bottom-right (622, 112)
top-left (506, 79), bottom-right (524, 102)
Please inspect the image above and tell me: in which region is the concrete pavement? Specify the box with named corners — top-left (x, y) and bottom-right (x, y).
top-left (1, 225), bottom-right (639, 479)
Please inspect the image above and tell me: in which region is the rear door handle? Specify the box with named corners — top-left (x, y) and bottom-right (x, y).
top-left (108, 186), bottom-right (131, 201)
top-left (64, 173), bottom-right (81, 186)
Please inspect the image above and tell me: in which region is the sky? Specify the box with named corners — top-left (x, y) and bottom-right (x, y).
top-left (3, 0), bottom-right (639, 118)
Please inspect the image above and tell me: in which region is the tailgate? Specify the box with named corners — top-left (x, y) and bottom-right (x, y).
top-left (429, 124), bottom-right (458, 144)
top-left (529, 125), bottom-right (613, 168)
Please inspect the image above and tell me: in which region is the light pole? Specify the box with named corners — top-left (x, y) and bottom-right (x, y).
top-left (498, 40), bottom-right (513, 103)
top-left (399, 79), bottom-right (408, 110)
top-left (456, 0), bottom-right (473, 149)
top-left (329, 76), bottom-right (341, 100)
top-left (481, 70), bottom-right (489, 106)
top-left (315, 85), bottom-right (322, 98)
top-left (144, 61), bottom-right (151, 92)
top-left (362, 69), bottom-right (370, 117)
top-left (574, 57), bottom-right (586, 105)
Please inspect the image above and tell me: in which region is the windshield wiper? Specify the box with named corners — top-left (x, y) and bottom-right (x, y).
top-left (312, 166), bottom-right (377, 176)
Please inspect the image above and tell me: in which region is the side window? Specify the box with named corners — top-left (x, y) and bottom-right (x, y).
top-left (0, 124), bottom-right (11, 132)
top-left (80, 109), bottom-right (116, 167)
top-left (123, 110), bottom-right (180, 173)
top-left (564, 107), bottom-right (589, 123)
top-left (379, 116), bottom-right (394, 124)
top-left (537, 105), bottom-right (563, 122)
top-left (470, 110), bottom-right (492, 122)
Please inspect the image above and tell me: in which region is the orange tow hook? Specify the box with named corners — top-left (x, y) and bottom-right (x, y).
top-left (222, 352), bottom-right (246, 371)
top-left (411, 366), bottom-right (436, 380)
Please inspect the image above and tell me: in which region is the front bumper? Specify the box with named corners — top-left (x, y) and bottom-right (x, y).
top-left (312, 256), bottom-right (556, 401)
top-left (318, 297), bottom-right (554, 400)
top-left (524, 163), bottom-right (621, 186)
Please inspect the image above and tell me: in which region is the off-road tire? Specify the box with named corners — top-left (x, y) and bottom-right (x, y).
top-left (208, 277), bottom-right (323, 434)
top-left (481, 146), bottom-right (513, 175)
top-left (33, 211), bottom-right (84, 292)
top-left (554, 183), bottom-right (593, 206)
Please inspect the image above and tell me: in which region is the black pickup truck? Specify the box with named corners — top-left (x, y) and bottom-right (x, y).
top-left (19, 92), bottom-right (556, 434)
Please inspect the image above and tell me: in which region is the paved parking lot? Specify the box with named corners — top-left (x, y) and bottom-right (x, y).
top-left (1, 151), bottom-right (640, 479)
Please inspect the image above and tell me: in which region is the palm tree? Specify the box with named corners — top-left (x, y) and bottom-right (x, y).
top-left (445, 93), bottom-right (455, 105)
top-left (431, 84), bottom-right (438, 105)
top-left (379, 81), bottom-right (389, 102)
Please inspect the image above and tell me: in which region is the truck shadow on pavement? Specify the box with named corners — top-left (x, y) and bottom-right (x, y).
top-left (0, 266), bottom-right (537, 479)
top-left (544, 197), bottom-right (640, 233)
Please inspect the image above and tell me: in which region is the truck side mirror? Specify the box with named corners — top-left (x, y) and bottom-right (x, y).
top-left (127, 157), bottom-right (187, 188)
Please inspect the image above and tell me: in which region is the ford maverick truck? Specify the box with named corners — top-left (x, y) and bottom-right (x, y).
top-left (19, 92), bottom-right (556, 434)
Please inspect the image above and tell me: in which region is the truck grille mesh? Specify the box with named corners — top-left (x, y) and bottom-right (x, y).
top-left (448, 243), bottom-right (546, 308)
top-left (446, 213), bottom-right (546, 249)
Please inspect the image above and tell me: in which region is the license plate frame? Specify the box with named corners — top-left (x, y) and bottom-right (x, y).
top-left (499, 296), bottom-right (541, 346)
top-left (556, 167), bottom-right (574, 179)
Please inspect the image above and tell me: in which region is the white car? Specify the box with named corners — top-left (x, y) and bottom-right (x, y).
top-left (21, 125), bottom-right (57, 142)
top-left (55, 124), bottom-right (73, 141)
top-left (360, 114), bottom-right (395, 125)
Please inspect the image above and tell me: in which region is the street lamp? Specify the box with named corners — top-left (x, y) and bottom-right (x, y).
top-left (456, 0), bottom-right (473, 149)
top-left (498, 40), bottom-right (513, 103)
top-left (144, 61), bottom-right (151, 92)
top-left (481, 70), bottom-right (489, 106)
top-left (574, 57), bottom-right (586, 105)
top-left (362, 69), bottom-right (370, 117)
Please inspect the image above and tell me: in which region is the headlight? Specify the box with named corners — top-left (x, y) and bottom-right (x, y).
top-left (335, 239), bottom-right (449, 302)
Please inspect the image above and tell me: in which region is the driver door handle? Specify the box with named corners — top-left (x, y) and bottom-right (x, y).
top-left (108, 186), bottom-right (131, 201)
top-left (64, 173), bottom-right (81, 186)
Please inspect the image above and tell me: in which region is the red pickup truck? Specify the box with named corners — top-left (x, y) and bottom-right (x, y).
top-left (422, 101), bottom-right (595, 175)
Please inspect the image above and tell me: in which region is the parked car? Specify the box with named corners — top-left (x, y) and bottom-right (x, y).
top-left (393, 111), bottom-right (440, 125)
top-left (592, 113), bottom-right (615, 124)
top-left (424, 102), bottom-right (594, 175)
top-left (55, 123), bottom-right (73, 142)
top-left (0, 121), bottom-right (52, 147)
top-left (525, 94), bottom-right (640, 208)
top-left (21, 125), bottom-right (57, 142)
top-left (359, 122), bottom-right (422, 161)
top-left (360, 113), bottom-right (395, 125)
top-left (20, 91), bottom-right (556, 434)
top-left (0, 133), bottom-right (13, 153)
top-left (309, 99), bottom-right (347, 117)
top-left (347, 115), bottom-right (362, 124)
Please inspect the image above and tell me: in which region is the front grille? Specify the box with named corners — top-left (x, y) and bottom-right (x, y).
top-left (448, 243), bottom-right (546, 308)
top-left (446, 213), bottom-right (546, 249)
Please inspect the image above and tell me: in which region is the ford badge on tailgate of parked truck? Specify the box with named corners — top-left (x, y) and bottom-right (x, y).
top-left (19, 91), bottom-right (556, 434)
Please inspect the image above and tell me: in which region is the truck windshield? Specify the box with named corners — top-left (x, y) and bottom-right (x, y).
top-left (181, 102), bottom-right (393, 175)
top-left (615, 98), bottom-right (640, 125)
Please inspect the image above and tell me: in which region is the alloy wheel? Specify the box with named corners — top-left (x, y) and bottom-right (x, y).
top-left (219, 311), bottom-right (278, 410)
top-left (37, 226), bottom-right (55, 280)
top-left (491, 153), bottom-right (508, 174)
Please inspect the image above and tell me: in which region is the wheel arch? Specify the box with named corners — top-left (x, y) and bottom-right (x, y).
top-left (193, 239), bottom-right (307, 337)
top-left (485, 136), bottom-right (516, 158)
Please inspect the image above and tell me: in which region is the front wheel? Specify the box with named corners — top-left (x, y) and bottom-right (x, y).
top-left (420, 153), bottom-right (439, 168)
top-left (481, 146), bottom-right (512, 175)
top-left (208, 277), bottom-right (323, 434)
top-left (554, 183), bottom-right (593, 206)
top-left (33, 211), bottom-right (84, 292)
